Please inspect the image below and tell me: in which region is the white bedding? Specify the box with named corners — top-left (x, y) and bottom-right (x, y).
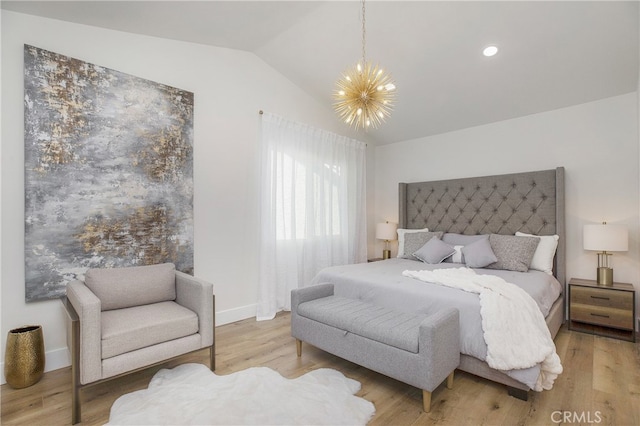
top-left (308, 258), bottom-right (563, 390)
top-left (403, 267), bottom-right (562, 390)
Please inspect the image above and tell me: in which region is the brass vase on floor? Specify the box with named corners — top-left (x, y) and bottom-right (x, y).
top-left (4, 325), bottom-right (45, 389)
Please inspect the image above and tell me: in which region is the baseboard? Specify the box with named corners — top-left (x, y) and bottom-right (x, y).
top-left (216, 304), bottom-right (257, 326)
top-left (1, 346), bottom-right (70, 385)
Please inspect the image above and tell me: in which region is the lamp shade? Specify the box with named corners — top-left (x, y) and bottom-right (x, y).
top-left (376, 222), bottom-right (398, 241)
top-left (583, 224), bottom-right (628, 252)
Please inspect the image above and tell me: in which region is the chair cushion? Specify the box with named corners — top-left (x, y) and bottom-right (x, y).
top-left (85, 263), bottom-right (176, 311)
top-left (101, 301), bottom-right (198, 359)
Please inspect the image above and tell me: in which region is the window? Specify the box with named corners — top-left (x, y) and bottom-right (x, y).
top-left (273, 152), bottom-right (342, 240)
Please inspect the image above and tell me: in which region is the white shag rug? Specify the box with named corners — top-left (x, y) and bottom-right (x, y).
top-left (106, 363), bottom-right (375, 425)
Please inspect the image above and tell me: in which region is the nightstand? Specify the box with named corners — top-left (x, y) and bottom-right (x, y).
top-left (568, 278), bottom-right (636, 342)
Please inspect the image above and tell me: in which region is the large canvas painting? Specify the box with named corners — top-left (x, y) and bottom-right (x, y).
top-left (24, 45), bottom-right (194, 302)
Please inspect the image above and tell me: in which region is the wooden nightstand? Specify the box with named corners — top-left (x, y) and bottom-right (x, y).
top-left (568, 278), bottom-right (636, 342)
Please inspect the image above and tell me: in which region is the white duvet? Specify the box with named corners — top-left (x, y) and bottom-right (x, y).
top-left (403, 267), bottom-right (563, 391)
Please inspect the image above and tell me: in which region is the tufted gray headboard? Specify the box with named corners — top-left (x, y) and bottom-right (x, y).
top-left (399, 168), bottom-right (565, 285)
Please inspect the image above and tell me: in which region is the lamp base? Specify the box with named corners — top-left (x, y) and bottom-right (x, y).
top-left (596, 267), bottom-right (613, 286)
top-left (382, 249), bottom-right (391, 260)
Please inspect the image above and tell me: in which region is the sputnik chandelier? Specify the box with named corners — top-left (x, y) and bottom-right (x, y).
top-left (334, 0), bottom-right (396, 130)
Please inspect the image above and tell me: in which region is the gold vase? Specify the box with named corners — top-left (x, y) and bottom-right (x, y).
top-left (4, 325), bottom-right (45, 389)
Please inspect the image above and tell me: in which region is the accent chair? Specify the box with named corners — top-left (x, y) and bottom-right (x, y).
top-left (63, 262), bottom-right (215, 424)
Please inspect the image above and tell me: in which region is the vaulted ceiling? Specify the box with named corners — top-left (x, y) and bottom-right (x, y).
top-left (3, 1), bottom-right (639, 145)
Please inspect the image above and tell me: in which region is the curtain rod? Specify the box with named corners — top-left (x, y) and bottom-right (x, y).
top-left (257, 109), bottom-right (367, 146)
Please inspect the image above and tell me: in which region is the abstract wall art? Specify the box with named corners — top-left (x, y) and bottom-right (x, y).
top-left (24, 45), bottom-right (194, 302)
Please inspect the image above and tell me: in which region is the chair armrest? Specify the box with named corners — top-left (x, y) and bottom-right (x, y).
top-left (175, 271), bottom-right (214, 347)
top-left (66, 280), bottom-right (102, 384)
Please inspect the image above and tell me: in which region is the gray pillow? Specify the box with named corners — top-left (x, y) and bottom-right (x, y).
top-left (413, 237), bottom-right (456, 264)
top-left (486, 234), bottom-right (540, 272)
top-left (442, 233), bottom-right (487, 246)
top-left (462, 236), bottom-right (497, 268)
top-left (399, 231), bottom-right (444, 259)
top-left (442, 233), bottom-right (488, 263)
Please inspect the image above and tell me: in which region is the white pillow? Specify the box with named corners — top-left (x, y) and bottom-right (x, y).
top-left (397, 228), bottom-right (429, 258)
top-left (450, 245), bottom-right (464, 263)
top-left (515, 232), bottom-right (559, 275)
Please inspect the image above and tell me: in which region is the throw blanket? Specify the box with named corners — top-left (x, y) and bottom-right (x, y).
top-left (402, 267), bottom-right (562, 391)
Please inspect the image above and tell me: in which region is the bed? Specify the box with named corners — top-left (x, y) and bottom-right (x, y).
top-left (308, 167), bottom-right (565, 399)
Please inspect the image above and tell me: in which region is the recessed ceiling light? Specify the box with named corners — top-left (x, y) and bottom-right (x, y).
top-left (483, 46), bottom-right (498, 57)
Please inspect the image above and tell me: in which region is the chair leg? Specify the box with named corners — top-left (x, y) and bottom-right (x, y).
top-left (210, 344), bottom-right (216, 371)
top-left (72, 383), bottom-right (80, 425)
top-left (447, 371), bottom-right (454, 389)
top-left (296, 339), bottom-right (302, 357)
top-left (71, 315), bottom-right (81, 424)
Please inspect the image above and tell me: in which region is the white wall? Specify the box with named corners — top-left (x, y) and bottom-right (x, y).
top-left (0, 7), bottom-right (4, 382)
top-left (375, 93), bottom-right (640, 319)
top-left (1, 11), bottom-right (375, 380)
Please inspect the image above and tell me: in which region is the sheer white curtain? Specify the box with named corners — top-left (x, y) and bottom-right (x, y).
top-left (257, 113), bottom-right (367, 320)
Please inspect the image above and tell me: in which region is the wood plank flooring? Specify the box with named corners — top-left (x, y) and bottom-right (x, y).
top-left (1, 312), bottom-right (638, 425)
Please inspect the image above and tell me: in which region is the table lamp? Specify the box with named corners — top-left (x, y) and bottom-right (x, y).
top-left (376, 221), bottom-right (397, 260)
top-left (583, 222), bottom-right (628, 286)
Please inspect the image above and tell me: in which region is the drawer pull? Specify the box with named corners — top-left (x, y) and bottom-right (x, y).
top-left (590, 313), bottom-right (610, 318)
top-left (590, 296), bottom-right (610, 301)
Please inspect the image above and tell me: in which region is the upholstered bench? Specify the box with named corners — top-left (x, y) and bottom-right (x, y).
top-left (291, 283), bottom-right (460, 412)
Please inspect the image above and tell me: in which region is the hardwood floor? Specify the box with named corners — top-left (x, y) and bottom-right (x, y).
top-left (2, 312), bottom-right (639, 425)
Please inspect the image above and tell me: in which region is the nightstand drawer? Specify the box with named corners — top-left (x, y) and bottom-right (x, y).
top-left (568, 278), bottom-right (636, 342)
top-left (570, 286), bottom-right (633, 310)
top-left (570, 303), bottom-right (634, 330)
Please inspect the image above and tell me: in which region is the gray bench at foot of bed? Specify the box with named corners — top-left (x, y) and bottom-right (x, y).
top-left (291, 283), bottom-right (460, 412)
